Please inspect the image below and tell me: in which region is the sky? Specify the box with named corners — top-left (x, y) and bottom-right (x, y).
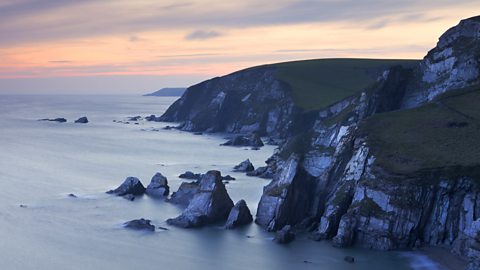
top-left (0, 0), bottom-right (478, 95)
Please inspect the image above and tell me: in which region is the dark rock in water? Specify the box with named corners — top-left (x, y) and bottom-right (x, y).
top-left (168, 181), bottom-right (199, 206)
top-left (167, 170), bottom-right (234, 228)
top-left (123, 194), bottom-right (135, 201)
top-left (222, 133), bottom-right (264, 147)
top-left (74, 117), bottom-right (88, 123)
top-left (251, 147), bottom-right (260, 151)
top-left (234, 159), bottom-right (254, 172)
top-left (163, 125), bottom-right (175, 130)
top-left (178, 171), bottom-right (202, 180)
top-left (145, 114), bottom-right (159, 121)
top-left (222, 175), bottom-right (236, 181)
top-left (225, 200), bottom-right (253, 229)
top-left (344, 256), bottom-right (355, 263)
top-left (19, 204), bottom-right (27, 208)
top-left (67, 193), bottom-right (77, 198)
top-left (158, 226), bottom-right (169, 231)
top-left (123, 218), bottom-right (155, 231)
top-left (39, 118), bottom-right (67, 123)
top-left (128, 116), bottom-right (142, 121)
top-left (146, 172), bottom-right (170, 197)
top-left (193, 132), bottom-right (203, 135)
top-left (274, 225), bottom-right (295, 244)
top-left (106, 177), bottom-right (146, 196)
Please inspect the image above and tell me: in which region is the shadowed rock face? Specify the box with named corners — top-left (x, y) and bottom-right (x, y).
top-left (225, 200), bottom-right (253, 229)
top-left (402, 15), bottom-right (480, 108)
top-left (106, 177), bottom-right (146, 196)
top-left (168, 181), bottom-right (199, 206)
top-left (146, 173), bottom-right (169, 197)
top-left (167, 171), bottom-right (234, 228)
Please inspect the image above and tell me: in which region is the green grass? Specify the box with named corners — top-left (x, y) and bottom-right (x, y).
top-left (360, 84), bottom-right (480, 175)
top-left (271, 58), bottom-right (419, 110)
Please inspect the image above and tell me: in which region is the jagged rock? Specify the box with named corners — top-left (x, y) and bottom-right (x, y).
top-left (274, 225), bottom-right (295, 244)
top-left (233, 159), bottom-right (254, 172)
top-left (39, 118), bottom-right (67, 123)
top-left (123, 219), bottom-right (155, 231)
top-left (246, 166), bottom-right (274, 178)
top-left (222, 133), bottom-right (264, 147)
top-left (222, 175), bottom-right (236, 181)
top-left (106, 177), bottom-right (146, 196)
top-left (167, 171), bottom-right (234, 228)
top-left (146, 173), bottom-right (170, 197)
top-left (344, 256), bottom-right (355, 263)
top-left (178, 171), bottom-right (202, 180)
top-left (168, 181), bottom-right (199, 206)
top-left (225, 200), bottom-right (253, 229)
top-left (74, 117), bottom-right (88, 123)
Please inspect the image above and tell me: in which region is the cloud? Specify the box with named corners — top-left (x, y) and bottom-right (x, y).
top-left (0, 0), bottom-right (476, 46)
top-left (185, 30), bottom-right (223, 40)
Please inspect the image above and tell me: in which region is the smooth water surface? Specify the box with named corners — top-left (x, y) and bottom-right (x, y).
top-left (0, 95), bottom-right (444, 270)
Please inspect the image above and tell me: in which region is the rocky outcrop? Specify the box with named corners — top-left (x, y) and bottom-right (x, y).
top-left (225, 200), bottom-right (253, 229)
top-left (123, 219), bottom-right (155, 231)
top-left (168, 181), bottom-right (199, 206)
top-left (178, 171), bottom-right (201, 180)
top-left (222, 133), bottom-right (264, 147)
top-left (74, 117), bottom-right (88, 123)
top-left (402, 16), bottom-right (480, 108)
top-left (159, 66), bottom-right (297, 138)
top-left (233, 159), bottom-right (255, 172)
top-left (107, 177), bottom-right (146, 196)
top-left (167, 171), bottom-right (234, 228)
top-left (146, 173), bottom-right (170, 197)
top-left (274, 225), bottom-right (295, 244)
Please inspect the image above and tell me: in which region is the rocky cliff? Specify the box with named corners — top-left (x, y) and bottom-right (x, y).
top-left (159, 15), bottom-right (480, 266)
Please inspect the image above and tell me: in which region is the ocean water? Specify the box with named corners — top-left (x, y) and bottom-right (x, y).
top-left (0, 95), bottom-right (444, 270)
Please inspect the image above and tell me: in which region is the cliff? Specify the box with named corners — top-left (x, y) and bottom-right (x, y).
top-left (159, 15), bottom-right (480, 267)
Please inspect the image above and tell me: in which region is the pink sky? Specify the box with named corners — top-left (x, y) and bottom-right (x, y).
top-left (0, 1), bottom-right (478, 94)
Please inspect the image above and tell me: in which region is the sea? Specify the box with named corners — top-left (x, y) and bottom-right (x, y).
top-left (0, 95), bottom-right (447, 270)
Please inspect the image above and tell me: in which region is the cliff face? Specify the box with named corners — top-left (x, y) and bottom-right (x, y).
top-left (160, 67), bottom-right (297, 138)
top-left (159, 15), bottom-right (480, 265)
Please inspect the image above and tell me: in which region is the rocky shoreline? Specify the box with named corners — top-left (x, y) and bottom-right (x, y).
top-left (148, 15), bottom-right (480, 270)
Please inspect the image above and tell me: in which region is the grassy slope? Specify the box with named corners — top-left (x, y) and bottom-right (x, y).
top-left (271, 58), bottom-right (419, 110)
top-left (361, 84), bottom-right (480, 175)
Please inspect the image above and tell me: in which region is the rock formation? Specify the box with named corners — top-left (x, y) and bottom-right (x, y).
top-left (74, 117), bottom-right (88, 123)
top-left (106, 177), bottom-right (146, 196)
top-left (146, 173), bottom-right (170, 197)
top-left (167, 170), bottom-right (234, 228)
top-left (233, 159), bottom-right (255, 172)
top-left (225, 200), bottom-right (253, 229)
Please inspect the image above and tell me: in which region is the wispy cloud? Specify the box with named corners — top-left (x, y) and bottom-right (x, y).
top-left (185, 30), bottom-right (223, 40)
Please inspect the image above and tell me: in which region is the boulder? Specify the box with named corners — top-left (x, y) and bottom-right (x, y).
top-left (123, 219), bottom-right (155, 231)
top-left (222, 175), bottom-right (236, 181)
top-left (274, 225), bottom-right (295, 244)
top-left (145, 114), bottom-right (158, 121)
top-left (146, 173), bottom-right (170, 197)
top-left (74, 117), bottom-right (88, 123)
top-left (106, 177), bottom-right (146, 196)
top-left (225, 200), bottom-right (253, 229)
top-left (167, 170), bottom-right (234, 228)
top-left (222, 133), bottom-right (264, 147)
top-left (168, 181), bottom-right (199, 206)
top-left (178, 171), bottom-right (202, 180)
top-left (234, 159), bottom-right (255, 172)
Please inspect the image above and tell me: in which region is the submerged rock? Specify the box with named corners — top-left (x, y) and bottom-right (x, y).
top-left (74, 117), bottom-right (88, 123)
top-left (274, 225), bottom-right (295, 244)
top-left (146, 173), bottom-right (170, 197)
top-left (222, 175), bottom-right (236, 181)
top-left (145, 114), bottom-right (159, 121)
top-left (233, 159), bottom-right (255, 172)
top-left (123, 218), bottom-right (155, 231)
top-left (168, 181), bottom-right (199, 206)
top-left (39, 118), bottom-right (67, 123)
top-left (106, 177), bottom-right (146, 196)
top-left (128, 116), bottom-right (142, 121)
top-left (344, 256), bottom-right (355, 263)
top-left (225, 200), bottom-right (253, 229)
top-left (167, 171), bottom-right (234, 228)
